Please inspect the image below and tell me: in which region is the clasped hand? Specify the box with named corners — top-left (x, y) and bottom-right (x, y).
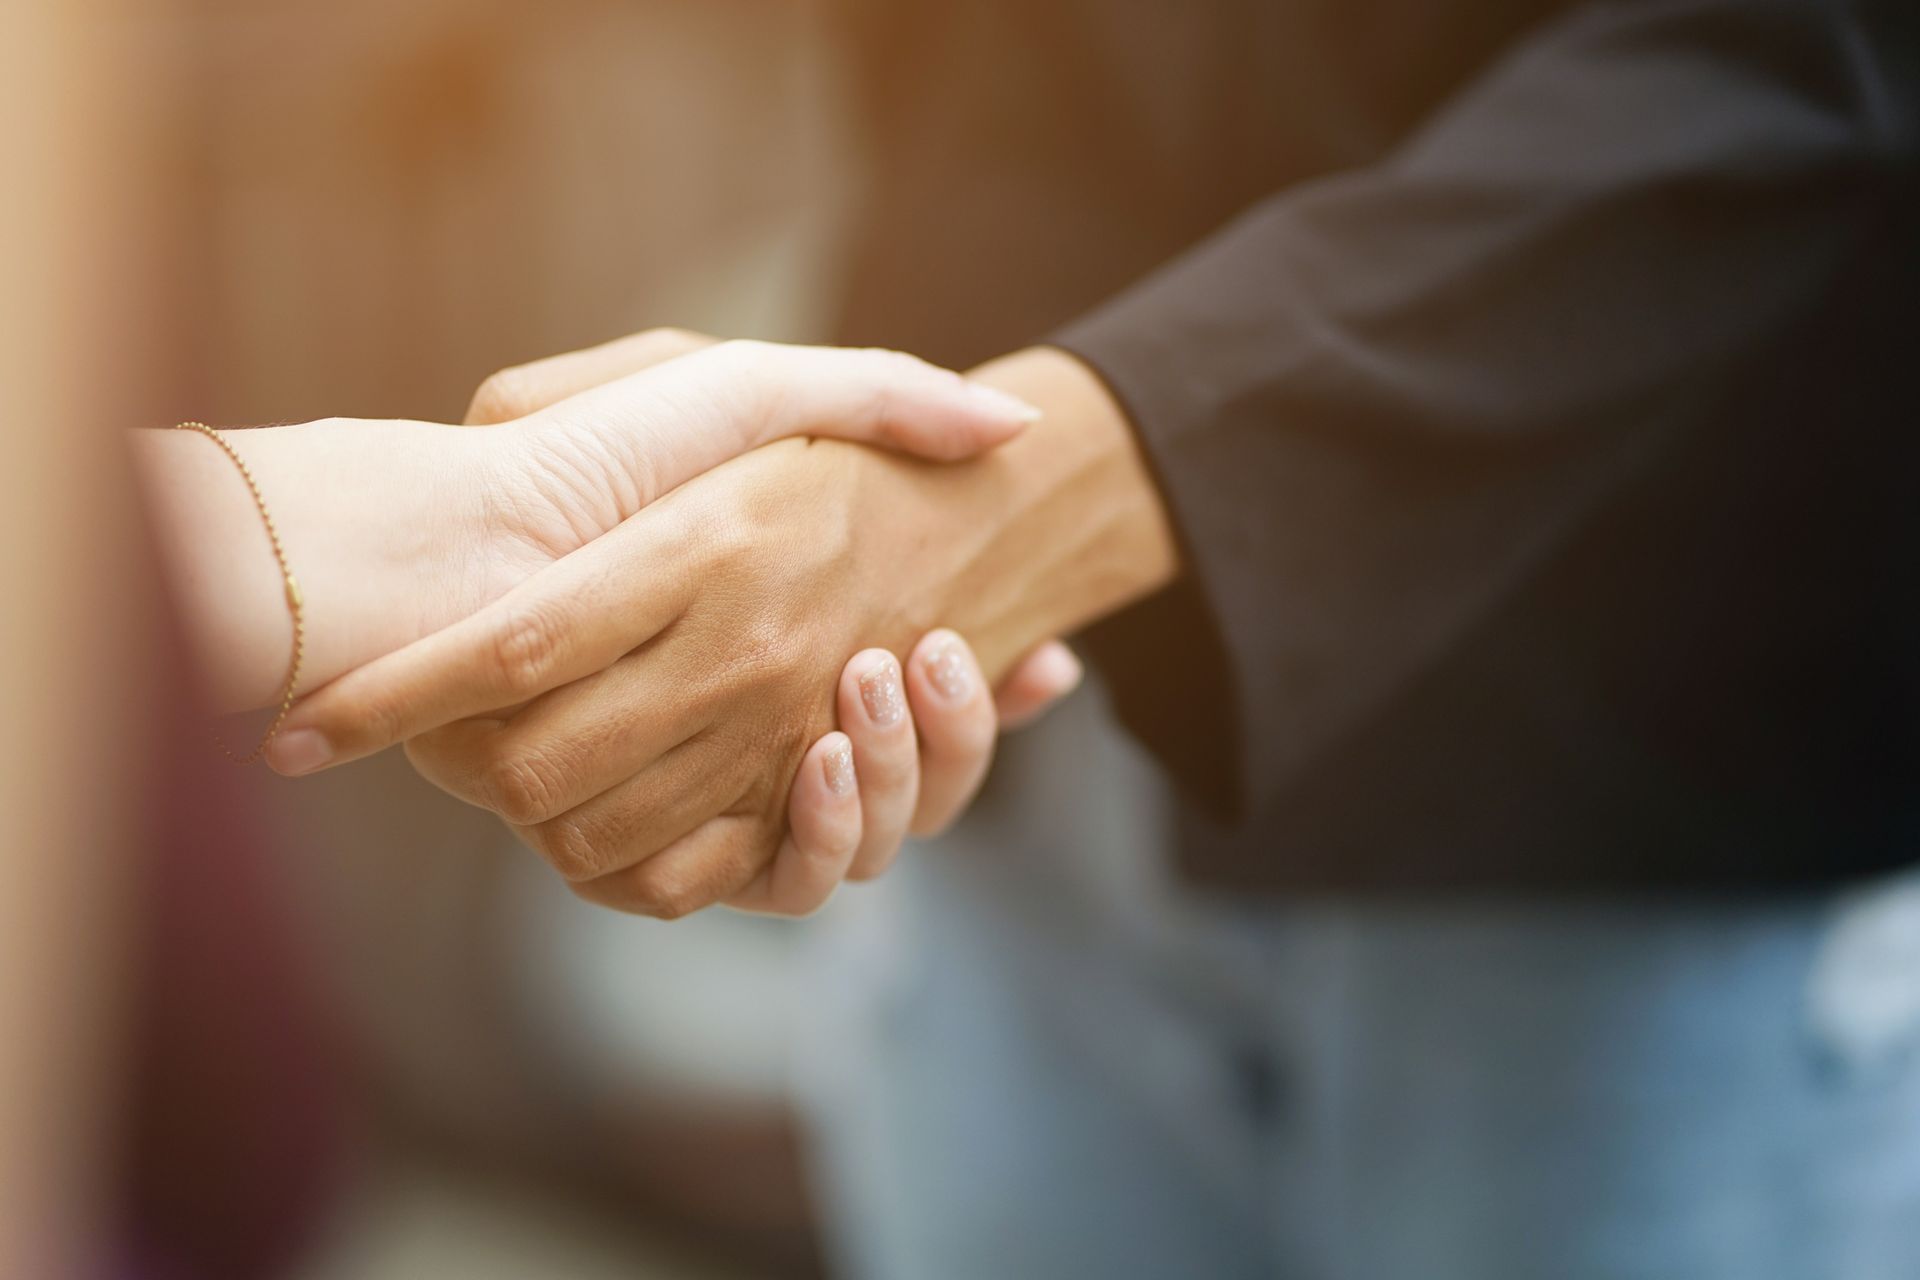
top-left (269, 332), bottom-right (1079, 917)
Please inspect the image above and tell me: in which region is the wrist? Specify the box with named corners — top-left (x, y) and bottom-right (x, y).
top-left (265, 419), bottom-right (524, 691)
top-left (136, 418), bottom-right (519, 710)
top-left (893, 345), bottom-right (1179, 678)
top-left (683, 345), bottom-right (1176, 692)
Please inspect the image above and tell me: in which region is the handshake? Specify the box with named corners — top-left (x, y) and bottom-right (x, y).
top-left (141, 331), bottom-right (1177, 918)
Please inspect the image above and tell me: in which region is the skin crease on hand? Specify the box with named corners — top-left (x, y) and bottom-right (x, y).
top-left (133, 329), bottom-right (1071, 919)
top-left (274, 345), bottom-right (1178, 918)
top-left (452, 328), bottom-right (1088, 914)
top-left (131, 341), bottom-right (1040, 713)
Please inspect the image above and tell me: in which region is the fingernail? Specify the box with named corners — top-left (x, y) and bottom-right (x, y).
top-left (859, 657), bottom-right (904, 726)
top-left (965, 382), bottom-right (1043, 424)
top-left (266, 727), bottom-right (331, 776)
top-left (922, 634), bottom-right (973, 702)
top-left (823, 737), bottom-right (857, 796)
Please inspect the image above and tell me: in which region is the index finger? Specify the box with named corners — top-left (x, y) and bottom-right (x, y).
top-left (264, 509), bottom-right (697, 775)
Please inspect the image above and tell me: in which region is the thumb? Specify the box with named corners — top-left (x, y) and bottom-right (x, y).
top-left (464, 328), bottom-right (718, 425)
top-left (726, 341), bottom-right (1044, 462)
top-left (520, 340), bottom-right (1040, 517)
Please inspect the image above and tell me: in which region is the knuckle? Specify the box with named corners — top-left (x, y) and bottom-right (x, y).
top-left (637, 326), bottom-right (706, 356)
top-left (468, 367), bottom-right (533, 422)
top-left (711, 336), bottom-right (768, 363)
top-left (490, 605), bottom-right (566, 696)
top-left (532, 813), bottom-right (606, 882)
top-left (873, 345), bottom-right (936, 377)
top-left (485, 748), bottom-right (568, 827)
top-left (714, 337), bottom-right (778, 383)
top-left (625, 862), bottom-right (703, 920)
top-left (693, 338), bottom-right (759, 386)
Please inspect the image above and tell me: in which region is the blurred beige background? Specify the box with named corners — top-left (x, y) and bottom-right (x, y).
top-left (170, 2), bottom-right (867, 1276)
top-left (178, 0), bottom-right (857, 426)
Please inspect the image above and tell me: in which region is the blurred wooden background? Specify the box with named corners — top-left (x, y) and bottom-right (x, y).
top-left (173, 0), bottom-right (856, 426)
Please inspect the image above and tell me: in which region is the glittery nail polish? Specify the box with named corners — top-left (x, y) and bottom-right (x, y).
top-left (823, 738), bottom-right (857, 796)
top-left (923, 635), bottom-right (973, 702)
top-left (859, 658), bottom-right (905, 726)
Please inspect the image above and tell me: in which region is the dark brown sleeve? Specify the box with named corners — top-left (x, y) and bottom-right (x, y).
top-left (1053, 0), bottom-right (1907, 821)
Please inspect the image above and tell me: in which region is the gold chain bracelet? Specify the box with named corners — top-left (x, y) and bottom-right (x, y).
top-left (174, 421), bottom-right (306, 764)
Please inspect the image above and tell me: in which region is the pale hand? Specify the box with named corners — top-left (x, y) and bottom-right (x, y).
top-left (136, 340), bottom-right (1039, 715)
